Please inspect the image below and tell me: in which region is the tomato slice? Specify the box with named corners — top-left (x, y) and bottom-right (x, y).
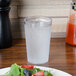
top-left (32, 71), bottom-right (44, 76)
top-left (21, 65), bottom-right (34, 69)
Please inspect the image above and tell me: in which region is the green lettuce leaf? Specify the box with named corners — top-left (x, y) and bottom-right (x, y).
top-left (0, 63), bottom-right (22, 76)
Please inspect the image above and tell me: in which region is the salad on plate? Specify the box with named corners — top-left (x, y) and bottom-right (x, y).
top-left (0, 63), bottom-right (53, 76)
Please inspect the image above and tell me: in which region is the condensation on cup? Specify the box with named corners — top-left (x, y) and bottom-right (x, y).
top-left (24, 16), bottom-right (52, 64)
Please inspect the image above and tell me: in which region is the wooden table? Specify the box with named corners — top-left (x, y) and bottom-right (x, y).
top-left (0, 39), bottom-right (75, 76)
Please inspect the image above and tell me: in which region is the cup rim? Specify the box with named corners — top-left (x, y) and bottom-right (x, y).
top-left (24, 16), bottom-right (52, 24)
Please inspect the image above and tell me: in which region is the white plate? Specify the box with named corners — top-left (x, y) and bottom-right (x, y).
top-left (0, 66), bottom-right (72, 76)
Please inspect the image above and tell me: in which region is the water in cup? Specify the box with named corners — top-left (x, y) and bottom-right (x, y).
top-left (24, 17), bottom-right (52, 64)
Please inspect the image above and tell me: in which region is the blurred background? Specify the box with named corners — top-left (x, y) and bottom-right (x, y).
top-left (10, 0), bottom-right (73, 39)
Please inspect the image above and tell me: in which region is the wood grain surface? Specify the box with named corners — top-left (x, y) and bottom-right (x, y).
top-left (0, 39), bottom-right (75, 76)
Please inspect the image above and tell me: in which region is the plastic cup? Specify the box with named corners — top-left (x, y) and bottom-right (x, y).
top-left (24, 16), bottom-right (52, 64)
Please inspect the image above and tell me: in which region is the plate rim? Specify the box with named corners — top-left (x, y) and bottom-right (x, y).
top-left (0, 66), bottom-right (72, 76)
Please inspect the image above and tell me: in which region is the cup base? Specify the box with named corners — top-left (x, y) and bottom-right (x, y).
top-left (27, 59), bottom-right (49, 65)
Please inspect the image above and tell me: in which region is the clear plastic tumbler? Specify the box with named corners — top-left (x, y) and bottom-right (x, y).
top-left (24, 17), bottom-right (52, 64)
